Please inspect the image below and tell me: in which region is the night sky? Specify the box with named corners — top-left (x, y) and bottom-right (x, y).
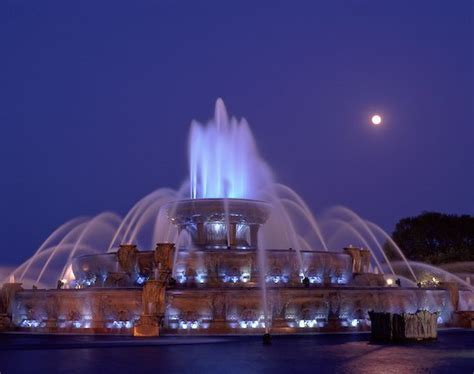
top-left (1, 1), bottom-right (473, 266)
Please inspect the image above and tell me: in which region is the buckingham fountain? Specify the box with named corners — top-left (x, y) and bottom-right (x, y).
top-left (1, 99), bottom-right (473, 337)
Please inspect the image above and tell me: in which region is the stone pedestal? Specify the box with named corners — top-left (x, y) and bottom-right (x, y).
top-left (104, 272), bottom-right (129, 287)
top-left (117, 244), bottom-right (138, 274)
top-left (154, 243), bottom-right (176, 273)
top-left (402, 310), bottom-right (437, 340)
top-left (327, 313), bottom-right (342, 330)
top-left (0, 313), bottom-right (12, 331)
top-left (352, 273), bottom-right (386, 287)
top-left (369, 310), bottom-right (438, 342)
top-left (44, 319), bottom-right (57, 329)
top-left (369, 312), bottom-right (392, 341)
top-left (133, 243), bottom-right (176, 337)
top-left (344, 247), bottom-right (373, 275)
top-left (133, 314), bottom-right (159, 336)
top-left (90, 320), bottom-right (106, 330)
top-left (344, 247), bottom-right (363, 273)
top-left (1, 282), bottom-right (23, 316)
top-left (196, 223), bottom-right (206, 246)
top-left (453, 311), bottom-right (474, 328)
top-left (360, 249), bottom-right (371, 273)
top-left (439, 282), bottom-right (459, 311)
top-left (134, 280), bottom-right (166, 337)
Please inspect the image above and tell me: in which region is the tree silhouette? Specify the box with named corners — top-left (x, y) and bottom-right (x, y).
top-left (387, 212), bottom-right (474, 264)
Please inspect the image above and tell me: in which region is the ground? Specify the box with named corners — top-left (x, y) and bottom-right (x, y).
top-left (0, 330), bottom-right (473, 374)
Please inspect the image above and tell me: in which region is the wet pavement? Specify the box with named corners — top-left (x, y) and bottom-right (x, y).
top-left (0, 329), bottom-right (473, 373)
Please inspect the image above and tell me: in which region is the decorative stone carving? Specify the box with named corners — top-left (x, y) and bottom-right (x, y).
top-left (360, 249), bottom-right (371, 273)
top-left (352, 273), bottom-right (386, 287)
top-left (369, 310), bottom-right (438, 341)
top-left (211, 293), bottom-right (226, 320)
top-left (1, 283), bottom-right (23, 317)
top-left (141, 280), bottom-right (163, 315)
top-left (154, 243), bottom-right (175, 269)
top-left (137, 253), bottom-right (154, 279)
top-left (104, 272), bottom-right (129, 287)
top-left (0, 313), bottom-right (12, 331)
top-left (439, 282), bottom-right (459, 311)
top-left (344, 247), bottom-right (362, 273)
top-left (133, 314), bottom-right (159, 336)
top-left (166, 199), bottom-right (271, 250)
top-left (134, 279), bottom-right (166, 337)
top-left (117, 244), bottom-right (138, 274)
top-left (454, 311), bottom-right (474, 328)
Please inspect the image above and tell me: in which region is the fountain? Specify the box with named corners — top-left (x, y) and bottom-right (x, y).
top-left (0, 99), bottom-right (472, 336)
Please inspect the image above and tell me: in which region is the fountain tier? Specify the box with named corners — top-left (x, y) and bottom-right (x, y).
top-left (166, 198), bottom-right (271, 250)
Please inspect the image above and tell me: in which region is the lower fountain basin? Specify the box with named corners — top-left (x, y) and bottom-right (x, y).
top-left (11, 286), bottom-right (450, 335)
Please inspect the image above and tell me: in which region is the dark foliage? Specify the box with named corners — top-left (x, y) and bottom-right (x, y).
top-left (387, 212), bottom-right (474, 264)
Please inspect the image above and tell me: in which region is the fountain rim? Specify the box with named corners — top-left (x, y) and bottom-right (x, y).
top-left (164, 197), bottom-right (272, 224)
top-left (164, 197), bottom-right (271, 205)
top-left (73, 248), bottom-right (353, 260)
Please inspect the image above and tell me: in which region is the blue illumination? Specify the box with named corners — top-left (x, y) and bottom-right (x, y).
top-left (136, 275), bottom-right (148, 285)
top-left (20, 319), bottom-right (40, 328)
top-left (176, 272), bottom-right (187, 284)
top-left (196, 272), bottom-right (207, 284)
top-left (179, 320), bottom-right (200, 330)
top-left (266, 275), bottom-right (289, 284)
top-left (297, 319), bottom-right (318, 328)
top-left (223, 275), bottom-right (240, 283)
top-left (107, 320), bottom-right (133, 329)
top-left (239, 320), bottom-right (263, 329)
top-left (240, 272), bottom-right (251, 283)
top-left (299, 273), bottom-right (323, 284)
top-left (189, 100), bottom-right (274, 199)
top-left (308, 276), bottom-right (322, 284)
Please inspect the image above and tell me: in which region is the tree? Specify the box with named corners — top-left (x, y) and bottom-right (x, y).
top-left (388, 212), bottom-right (474, 264)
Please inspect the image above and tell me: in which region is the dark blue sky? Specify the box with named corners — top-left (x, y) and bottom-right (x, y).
top-left (1, 1), bottom-right (473, 265)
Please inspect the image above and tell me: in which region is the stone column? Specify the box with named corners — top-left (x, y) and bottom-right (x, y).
top-left (439, 282), bottom-right (460, 312)
top-left (344, 247), bottom-right (362, 274)
top-left (154, 243), bottom-right (176, 276)
top-left (327, 292), bottom-right (342, 330)
top-left (0, 283), bottom-right (23, 331)
top-left (134, 243), bottom-right (176, 337)
top-left (134, 280), bottom-right (162, 337)
top-left (250, 224), bottom-right (259, 248)
top-left (211, 293), bottom-right (227, 331)
top-left (360, 249), bottom-right (371, 273)
top-left (117, 244), bottom-right (138, 274)
top-left (196, 222), bottom-right (206, 246)
top-left (228, 223), bottom-right (237, 248)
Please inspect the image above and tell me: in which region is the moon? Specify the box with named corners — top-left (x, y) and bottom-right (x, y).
top-left (371, 114), bottom-right (382, 126)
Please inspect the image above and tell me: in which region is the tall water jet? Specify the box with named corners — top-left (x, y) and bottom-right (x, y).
top-left (189, 98), bottom-right (274, 200)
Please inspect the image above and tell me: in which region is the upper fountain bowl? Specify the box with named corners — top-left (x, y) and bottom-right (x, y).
top-left (166, 198), bottom-right (271, 250)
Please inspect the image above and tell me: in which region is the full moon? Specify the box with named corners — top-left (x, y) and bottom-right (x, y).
top-left (371, 114), bottom-right (382, 125)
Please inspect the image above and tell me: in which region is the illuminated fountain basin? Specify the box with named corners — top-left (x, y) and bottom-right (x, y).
top-left (9, 241), bottom-right (454, 335)
top-left (2, 99), bottom-right (472, 335)
top-left (10, 285), bottom-right (448, 334)
top-left (166, 198), bottom-right (271, 250)
top-left (72, 248), bottom-right (353, 288)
